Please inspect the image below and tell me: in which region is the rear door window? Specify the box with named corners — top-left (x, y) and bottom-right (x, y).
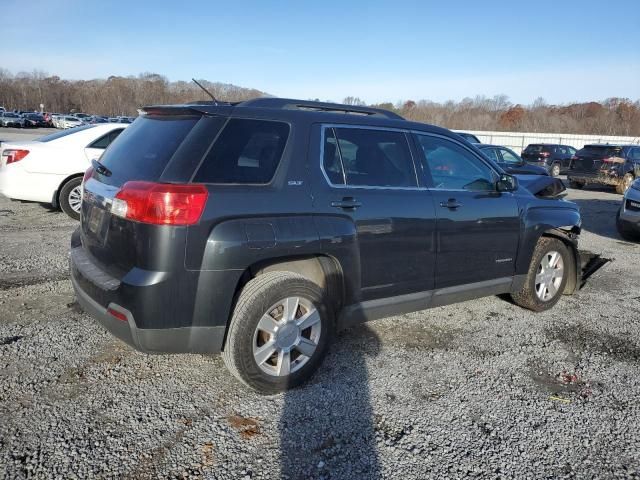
top-left (324, 127), bottom-right (417, 188)
top-left (88, 129), bottom-right (124, 149)
top-left (194, 118), bottom-right (289, 184)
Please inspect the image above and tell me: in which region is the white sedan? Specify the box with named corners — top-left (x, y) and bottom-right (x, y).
top-left (0, 123), bottom-right (129, 219)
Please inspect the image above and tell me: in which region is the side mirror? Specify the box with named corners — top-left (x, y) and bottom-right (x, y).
top-left (496, 173), bottom-right (518, 192)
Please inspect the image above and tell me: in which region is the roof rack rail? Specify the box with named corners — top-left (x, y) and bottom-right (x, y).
top-left (237, 97), bottom-right (404, 120)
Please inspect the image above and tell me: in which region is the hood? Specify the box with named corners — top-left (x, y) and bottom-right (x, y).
top-left (515, 174), bottom-right (566, 199)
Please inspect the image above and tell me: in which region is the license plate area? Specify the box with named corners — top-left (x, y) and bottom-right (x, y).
top-left (86, 204), bottom-right (109, 243)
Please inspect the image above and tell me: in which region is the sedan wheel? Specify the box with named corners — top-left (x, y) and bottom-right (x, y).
top-left (68, 186), bottom-right (82, 213)
top-left (551, 163), bottom-right (561, 177)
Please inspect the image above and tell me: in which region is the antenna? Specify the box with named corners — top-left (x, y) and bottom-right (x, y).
top-left (192, 78), bottom-right (218, 105)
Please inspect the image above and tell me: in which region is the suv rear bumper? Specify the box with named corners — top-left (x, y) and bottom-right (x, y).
top-left (567, 172), bottom-right (623, 187)
top-left (71, 271), bottom-right (226, 353)
top-left (70, 233), bottom-right (228, 354)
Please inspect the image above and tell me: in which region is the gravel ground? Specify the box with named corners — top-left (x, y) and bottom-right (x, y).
top-left (0, 183), bottom-right (639, 479)
top-left (0, 127), bottom-right (58, 145)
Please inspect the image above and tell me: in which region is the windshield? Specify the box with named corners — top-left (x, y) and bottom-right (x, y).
top-left (37, 125), bottom-right (96, 142)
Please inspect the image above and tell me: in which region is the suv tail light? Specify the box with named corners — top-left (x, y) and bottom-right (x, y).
top-left (2, 149), bottom-right (30, 164)
top-left (111, 181), bottom-right (208, 226)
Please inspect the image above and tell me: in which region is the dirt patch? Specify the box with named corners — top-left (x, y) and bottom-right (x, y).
top-left (372, 322), bottom-right (461, 351)
top-left (527, 359), bottom-right (599, 399)
top-left (546, 324), bottom-right (640, 363)
top-left (0, 272), bottom-right (70, 291)
top-left (1, 335), bottom-right (22, 345)
top-left (227, 414), bottom-right (261, 439)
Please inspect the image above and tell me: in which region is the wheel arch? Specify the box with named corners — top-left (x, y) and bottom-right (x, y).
top-left (517, 204), bottom-right (581, 295)
top-left (220, 254), bottom-right (346, 351)
top-left (540, 227), bottom-right (580, 294)
top-left (55, 172), bottom-right (84, 209)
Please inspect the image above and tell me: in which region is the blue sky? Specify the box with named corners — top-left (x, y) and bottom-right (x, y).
top-left (2, 0), bottom-right (639, 104)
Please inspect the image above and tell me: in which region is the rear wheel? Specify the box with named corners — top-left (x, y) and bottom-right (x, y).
top-left (511, 237), bottom-right (571, 312)
top-left (551, 163), bottom-right (561, 177)
top-left (615, 173), bottom-right (634, 195)
top-left (59, 177), bottom-right (83, 220)
top-left (222, 271), bottom-right (333, 394)
top-left (568, 179), bottom-right (584, 189)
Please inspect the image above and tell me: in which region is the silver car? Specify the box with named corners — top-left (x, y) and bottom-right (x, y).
top-left (0, 112), bottom-right (26, 127)
top-left (60, 116), bottom-right (84, 129)
top-left (617, 177), bottom-right (640, 241)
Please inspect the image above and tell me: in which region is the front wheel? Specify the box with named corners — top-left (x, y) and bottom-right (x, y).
top-left (59, 177), bottom-right (83, 220)
top-left (222, 271), bottom-right (334, 394)
top-left (511, 237), bottom-right (571, 312)
top-left (550, 163), bottom-right (561, 177)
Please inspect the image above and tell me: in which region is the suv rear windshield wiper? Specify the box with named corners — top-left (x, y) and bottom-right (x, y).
top-left (92, 158), bottom-right (112, 177)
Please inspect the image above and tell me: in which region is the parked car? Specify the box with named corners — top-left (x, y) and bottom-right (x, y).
top-left (521, 144), bottom-right (577, 177)
top-left (22, 113), bottom-right (48, 128)
top-left (59, 116), bottom-right (84, 129)
top-left (0, 112), bottom-right (25, 128)
top-left (476, 144), bottom-right (549, 176)
top-left (87, 116), bottom-right (108, 124)
top-left (456, 132), bottom-right (481, 143)
top-left (112, 116), bottom-right (135, 124)
top-left (67, 98), bottom-right (588, 393)
top-left (0, 123), bottom-right (128, 219)
top-left (568, 144), bottom-right (640, 194)
top-left (616, 177), bottom-right (640, 241)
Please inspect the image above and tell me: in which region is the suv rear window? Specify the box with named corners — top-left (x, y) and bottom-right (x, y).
top-left (98, 115), bottom-right (199, 186)
top-left (577, 145), bottom-right (623, 157)
top-left (524, 145), bottom-right (551, 153)
top-left (194, 118), bottom-right (289, 184)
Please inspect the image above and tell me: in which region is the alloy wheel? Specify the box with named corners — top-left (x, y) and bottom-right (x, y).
top-left (68, 186), bottom-right (83, 213)
top-left (252, 296), bottom-right (322, 377)
top-left (535, 250), bottom-right (564, 301)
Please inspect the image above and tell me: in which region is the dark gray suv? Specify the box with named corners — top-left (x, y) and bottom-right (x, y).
top-left (71, 98), bottom-right (585, 393)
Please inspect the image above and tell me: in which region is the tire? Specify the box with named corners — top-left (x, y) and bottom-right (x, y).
top-left (511, 237), bottom-right (571, 312)
top-left (616, 208), bottom-right (640, 242)
top-left (615, 173), bottom-right (634, 195)
top-left (551, 163), bottom-right (561, 177)
top-left (59, 177), bottom-right (83, 220)
top-left (222, 271), bottom-right (334, 394)
top-left (568, 179), bottom-right (584, 189)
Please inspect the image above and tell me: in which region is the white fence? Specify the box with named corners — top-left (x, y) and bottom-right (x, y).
top-left (453, 130), bottom-right (640, 154)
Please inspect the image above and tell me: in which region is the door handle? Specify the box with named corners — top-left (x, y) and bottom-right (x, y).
top-left (331, 197), bottom-right (362, 210)
top-left (440, 198), bottom-right (462, 209)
